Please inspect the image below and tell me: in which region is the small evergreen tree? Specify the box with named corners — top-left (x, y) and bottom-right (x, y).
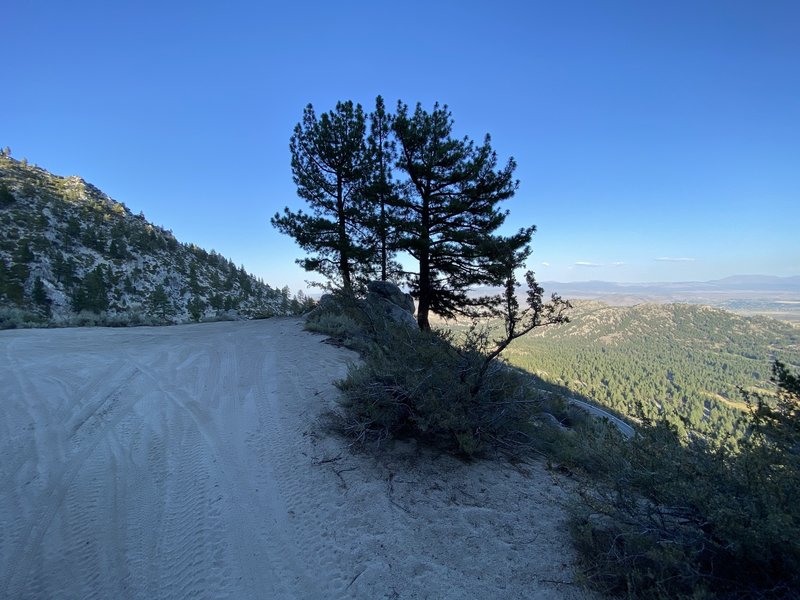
top-left (53, 252), bottom-right (76, 286)
top-left (0, 257), bottom-right (11, 300)
top-left (279, 285), bottom-right (291, 313)
top-left (109, 238), bottom-right (127, 260)
top-left (187, 296), bottom-right (205, 322)
top-left (237, 265), bottom-right (252, 296)
top-left (0, 183), bottom-right (15, 208)
top-left (72, 266), bottom-right (109, 313)
top-left (209, 292), bottom-right (224, 311)
top-left (189, 262), bottom-right (201, 295)
top-left (32, 276), bottom-right (51, 316)
top-left (64, 217), bottom-right (82, 245)
top-left (148, 284), bottom-right (172, 320)
top-left (6, 241), bottom-right (34, 304)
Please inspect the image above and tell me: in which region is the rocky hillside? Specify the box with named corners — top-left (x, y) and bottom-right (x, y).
top-left (0, 152), bottom-right (311, 327)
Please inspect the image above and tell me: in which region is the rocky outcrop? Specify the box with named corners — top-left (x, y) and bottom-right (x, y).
top-left (365, 281), bottom-right (417, 328)
top-left (304, 281), bottom-right (417, 330)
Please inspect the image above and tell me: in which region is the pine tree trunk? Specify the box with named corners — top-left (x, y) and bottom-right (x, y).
top-left (380, 199), bottom-right (387, 281)
top-left (336, 178), bottom-right (351, 290)
top-left (417, 194), bottom-right (431, 330)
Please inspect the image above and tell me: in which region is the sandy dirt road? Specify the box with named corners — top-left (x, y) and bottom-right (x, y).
top-left (1, 318), bottom-right (594, 599)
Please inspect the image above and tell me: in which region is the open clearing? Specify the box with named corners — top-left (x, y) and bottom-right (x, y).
top-left (1, 318), bottom-right (593, 599)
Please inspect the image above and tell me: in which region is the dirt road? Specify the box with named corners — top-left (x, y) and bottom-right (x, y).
top-left (1, 318), bottom-right (594, 599)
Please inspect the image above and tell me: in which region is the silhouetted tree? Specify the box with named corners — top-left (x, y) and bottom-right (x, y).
top-left (272, 101), bottom-right (372, 291)
top-left (392, 101), bottom-right (534, 329)
top-left (363, 96), bottom-right (400, 282)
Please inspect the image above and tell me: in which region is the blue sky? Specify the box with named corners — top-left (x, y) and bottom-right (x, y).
top-left (3, 0), bottom-right (798, 292)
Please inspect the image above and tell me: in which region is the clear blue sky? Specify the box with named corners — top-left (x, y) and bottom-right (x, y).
top-left (3, 0), bottom-right (798, 291)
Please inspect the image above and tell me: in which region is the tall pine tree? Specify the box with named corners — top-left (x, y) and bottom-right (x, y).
top-left (392, 101), bottom-right (534, 330)
top-left (272, 101), bottom-right (372, 291)
top-left (363, 96), bottom-right (400, 282)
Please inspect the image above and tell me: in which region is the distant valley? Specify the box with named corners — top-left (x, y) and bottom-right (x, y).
top-left (542, 275), bottom-right (800, 323)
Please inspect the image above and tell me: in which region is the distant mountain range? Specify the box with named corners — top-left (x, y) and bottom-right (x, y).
top-left (543, 275), bottom-right (800, 294)
top-left (541, 276), bottom-right (800, 323)
top-left (0, 153), bottom-right (310, 328)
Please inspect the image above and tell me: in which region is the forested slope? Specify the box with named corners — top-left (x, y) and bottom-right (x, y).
top-left (504, 301), bottom-right (800, 436)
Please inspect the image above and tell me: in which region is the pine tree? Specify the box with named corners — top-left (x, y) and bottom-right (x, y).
top-left (7, 241), bottom-right (34, 304)
top-left (363, 96), bottom-right (400, 282)
top-left (32, 276), bottom-right (51, 316)
top-left (187, 296), bottom-right (205, 322)
top-left (0, 257), bottom-right (11, 300)
top-left (189, 262), bottom-right (201, 295)
top-left (148, 284), bottom-right (172, 320)
top-left (392, 101), bottom-right (534, 329)
top-left (272, 101), bottom-right (372, 291)
top-left (0, 183), bottom-right (15, 208)
top-left (72, 265), bottom-right (109, 313)
top-left (209, 293), bottom-right (224, 311)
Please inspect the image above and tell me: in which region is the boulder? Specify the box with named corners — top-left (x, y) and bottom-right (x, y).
top-left (366, 280), bottom-right (415, 314)
top-left (365, 281), bottom-right (417, 329)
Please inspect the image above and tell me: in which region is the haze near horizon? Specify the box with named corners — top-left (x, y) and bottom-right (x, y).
top-left (3, 1), bottom-right (798, 292)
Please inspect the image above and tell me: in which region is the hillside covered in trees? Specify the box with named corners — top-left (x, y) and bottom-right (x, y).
top-left (503, 301), bottom-right (800, 437)
top-left (0, 152), bottom-right (311, 327)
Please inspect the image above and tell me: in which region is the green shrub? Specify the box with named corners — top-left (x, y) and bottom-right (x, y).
top-left (0, 307), bottom-right (46, 329)
top-left (310, 291), bottom-right (547, 456)
top-left (337, 325), bottom-right (546, 455)
top-left (306, 308), bottom-right (364, 344)
top-left (568, 365), bottom-right (800, 598)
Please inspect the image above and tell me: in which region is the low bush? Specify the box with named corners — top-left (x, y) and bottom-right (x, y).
top-left (0, 307), bottom-right (46, 329)
top-left (337, 323), bottom-right (546, 455)
top-left (309, 290), bottom-right (552, 456)
top-left (568, 362), bottom-right (800, 599)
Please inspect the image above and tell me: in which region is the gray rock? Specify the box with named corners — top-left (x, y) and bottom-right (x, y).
top-left (364, 280), bottom-right (417, 328)
top-left (366, 280), bottom-right (415, 314)
top-left (304, 282), bottom-right (417, 329)
top-left (367, 299), bottom-right (418, 329)
top-left (305, 293), bottom-right (339, 321)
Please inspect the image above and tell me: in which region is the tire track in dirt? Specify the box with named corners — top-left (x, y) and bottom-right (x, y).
top-left (244, 322), bottom-right (360, 598)
top-left (118, 348), bottom-right (232, 599)
top-left (1, 365), bottom-right (141, 598)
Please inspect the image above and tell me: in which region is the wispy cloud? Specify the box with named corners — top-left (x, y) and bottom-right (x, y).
top-left (575, 261), bottom-right (602, 267)
top-left (611, 261), bottom-right (625, 266)
top-left (655, 257), bottom-right (696, 262)
top-left (541, 261), bottom-right (550, 267)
